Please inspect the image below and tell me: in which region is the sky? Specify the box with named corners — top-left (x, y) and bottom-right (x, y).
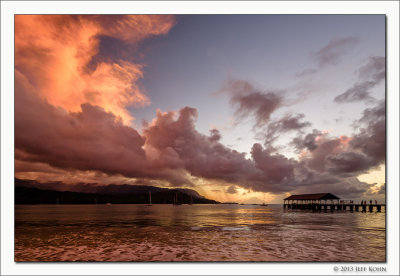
top-left (14, 15), bottom-right (385, 203)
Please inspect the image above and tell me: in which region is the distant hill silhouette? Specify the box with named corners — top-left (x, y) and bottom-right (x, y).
top-left (15, 178), bottom-right (219, 205)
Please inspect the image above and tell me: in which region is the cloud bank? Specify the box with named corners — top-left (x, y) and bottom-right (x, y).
top-left (15, 16), bottom-right (385, 201)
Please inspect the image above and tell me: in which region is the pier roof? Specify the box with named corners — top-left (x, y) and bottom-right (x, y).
top-left (283, 193), bottom-right (340, 200)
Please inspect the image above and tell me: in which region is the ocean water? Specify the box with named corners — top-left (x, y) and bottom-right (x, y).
top-left (14, 204), bottom-right (385, 262)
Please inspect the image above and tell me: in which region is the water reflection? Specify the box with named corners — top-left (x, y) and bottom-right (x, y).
top-left (15, 204), bottom-right (385, 261)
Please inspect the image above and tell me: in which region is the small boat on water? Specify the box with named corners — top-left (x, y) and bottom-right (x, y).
top-left (260, 197), bottom-right (268, 206)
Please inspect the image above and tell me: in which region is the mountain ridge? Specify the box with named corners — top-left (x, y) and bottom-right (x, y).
top-left (15, 178), bottom-right (219, 204)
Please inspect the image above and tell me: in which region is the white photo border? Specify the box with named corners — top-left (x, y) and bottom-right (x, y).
top-left (1, 1), bottom-right (399, 275)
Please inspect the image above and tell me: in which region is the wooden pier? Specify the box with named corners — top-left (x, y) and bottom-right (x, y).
top-left (283, 202), bottom-right (384, 212)
top-left (283, 193), bottom-right (385, 213)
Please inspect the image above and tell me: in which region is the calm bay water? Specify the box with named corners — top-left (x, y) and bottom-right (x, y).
top-left (15, 204), bottom-right (385, 262)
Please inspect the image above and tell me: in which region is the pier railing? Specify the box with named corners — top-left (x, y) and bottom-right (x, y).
top-left (283, 203), bottom-right (385, 212)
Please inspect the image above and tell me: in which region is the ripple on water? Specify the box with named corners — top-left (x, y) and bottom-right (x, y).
top-left (15, 205), bottom-right (386, 261)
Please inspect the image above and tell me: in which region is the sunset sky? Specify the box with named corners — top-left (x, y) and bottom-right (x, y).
top-left (14, 15), bottom-right (385, 203)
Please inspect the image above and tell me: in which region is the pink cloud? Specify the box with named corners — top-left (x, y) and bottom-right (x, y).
top-left (15, 15), bottom-right (175, 124)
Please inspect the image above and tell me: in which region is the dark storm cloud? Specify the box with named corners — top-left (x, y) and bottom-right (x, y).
top-left (294, 177), bottom-right (370, 199)
top-left (292, 99), bottom-right (384, 176)
top-left (292, 129), bottom-right (322, 152)
top-left (292, 131), bottom-right (345, 174)
top-left (144, 107), bottom-right (262, 186)
top-left (251, 143), bottom-right (296, 185)
top-left (268, 159), bottom-right (372, 199)
top-left (144, 109), bottom-right (310, 193)
top-left (222, 79), bottom-right (312, 149)
top-left (272, 114), bottom-right (311, 132)
top-left (357, 98), bottom-right (385, 123)
top-left (326, 151), bottom-right (374, 175)
top-left (226, 185), bottom-right (238, 194)
top-left (334, 56), bottom-right (385, 103)
top-left (15, 70), bottom-right (148, 176)
top-left (15, 69), bottom-right (192, 186)
top-left (222, 79), bottom-right (283, 128)
top-left (306, 138), bottom-right (342, 173)
top-left (350, 100), bottom-right (385, 163)
top-left (265, 113), bottom-right (311, 144)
